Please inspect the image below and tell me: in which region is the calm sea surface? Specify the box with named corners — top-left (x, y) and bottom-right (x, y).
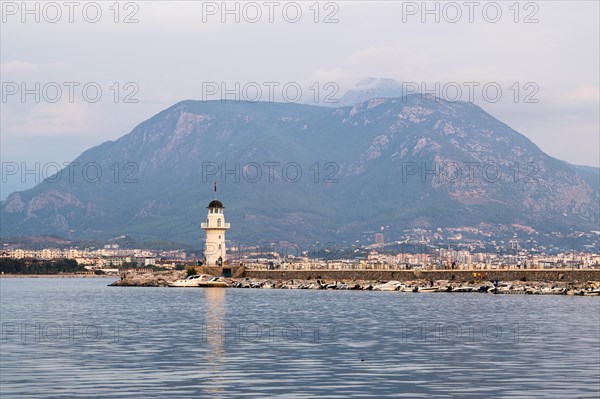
top-left (1, 278), bottom-right (599, 398)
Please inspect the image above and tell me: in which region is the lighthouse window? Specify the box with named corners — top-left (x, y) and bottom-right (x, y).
top-left (219, 235), bottom-right (221, 239)
top-left (206, 219), bottom-right (209, 226)
top-left (219, 244), bottom-right (222, 249)
top-left (217, 219), bottom-right (221, 227)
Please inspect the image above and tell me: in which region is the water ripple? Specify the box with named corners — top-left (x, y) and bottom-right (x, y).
top-left (1, 278), bottom-right (598, 398)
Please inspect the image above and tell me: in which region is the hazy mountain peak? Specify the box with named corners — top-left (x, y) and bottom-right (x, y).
top-left (355, 77), bottom-right (401, 87)
top-left (338, 77), bottom-right (407, 107)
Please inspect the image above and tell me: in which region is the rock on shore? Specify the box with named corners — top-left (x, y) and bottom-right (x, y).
top-left (110, 270), bottom-right (186, 287)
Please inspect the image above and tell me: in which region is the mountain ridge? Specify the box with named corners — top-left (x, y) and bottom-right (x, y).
top-left (2, 94), bottom-right (598, 246)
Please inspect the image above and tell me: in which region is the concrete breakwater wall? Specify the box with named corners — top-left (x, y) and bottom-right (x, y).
top-left (201, 266), bottom-right (246, 278)
top-left (244, 269), bottom-right (600, 283)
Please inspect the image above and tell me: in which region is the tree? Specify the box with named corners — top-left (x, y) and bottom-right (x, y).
top-left (119, 261), bottom-right (139, 269)
top-left (0, 258), bottom-right (85, 274)
top-left (186, 267), bottom-right (197, 277)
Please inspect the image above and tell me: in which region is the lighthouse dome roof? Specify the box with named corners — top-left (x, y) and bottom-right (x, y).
top-left (207, 200), bottom-right (224, 208)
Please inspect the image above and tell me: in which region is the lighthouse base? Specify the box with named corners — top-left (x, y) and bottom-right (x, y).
top-left (201, 265), bottom-right (245, 278)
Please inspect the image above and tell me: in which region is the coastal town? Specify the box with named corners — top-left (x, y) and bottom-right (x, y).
top-left (2, 198), bottom-right (599, 276)
top-left (2, 242), bottom-right (600, 274)
top-left (2, 200), bottom-right (599, 296)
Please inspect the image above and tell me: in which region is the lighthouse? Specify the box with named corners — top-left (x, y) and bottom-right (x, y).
top-left (201, 199), bottom-right (230, 266)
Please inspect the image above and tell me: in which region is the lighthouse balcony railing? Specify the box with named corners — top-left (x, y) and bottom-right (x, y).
top-left (201, 222), bottom-right (231, 229)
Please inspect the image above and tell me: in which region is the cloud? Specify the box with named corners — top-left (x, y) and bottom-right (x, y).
top-left (1, 61), bottom-right (72, 78)
top-left (307, 68), bottom-right (347, 82)
top-left (568, 85), bottom-right (600, 102)
top-left (1, 1), bottom-right (598, 168)
top-left (1, 101), bottom-right (92, 137)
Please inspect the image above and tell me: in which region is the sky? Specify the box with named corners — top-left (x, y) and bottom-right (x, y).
top-left (1, 0), bottom-right (599, 199)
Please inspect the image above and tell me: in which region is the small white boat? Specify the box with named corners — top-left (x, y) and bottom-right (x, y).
top-left (492, 284), bottom-right (512, 294)
top-left (418, 286), bottom-right (438, 293)
top-left (282, 283), bottom-right (301, 289)
top-left (168, 274), bottom-right (212, 287)
top-left (583, 289), bottom-right (600, 296)
top-left (198, 277), bottom-right (230, 288)
top-left (374, 281), bottom-right (403, 291)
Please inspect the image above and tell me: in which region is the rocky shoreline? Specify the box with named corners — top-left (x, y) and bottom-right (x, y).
top-left (109, 271), bottom-right (600, 295)
top-left (110, 270), bottom-right (186, 287)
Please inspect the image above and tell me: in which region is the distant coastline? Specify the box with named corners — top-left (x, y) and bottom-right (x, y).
top-left (0, 274), bottom-right (117, 278)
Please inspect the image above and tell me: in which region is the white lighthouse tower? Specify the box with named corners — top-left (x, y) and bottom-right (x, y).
top-left (201, 199), bottom-right (230, 266)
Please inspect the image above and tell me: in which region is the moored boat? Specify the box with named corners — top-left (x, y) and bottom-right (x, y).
top-left (168, 274), bottom-right (212, 287)
top-left (373, 281), bottom-right (403, 291)
top-left (198, 277), bottom-right (230, 288)
top-left (583, 289), bottom-right (600, 296)
top-left (418, 286), bottom-right (438, 293)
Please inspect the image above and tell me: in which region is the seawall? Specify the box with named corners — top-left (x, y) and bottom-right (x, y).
top-left (243, 269), bottom-right (600, 283)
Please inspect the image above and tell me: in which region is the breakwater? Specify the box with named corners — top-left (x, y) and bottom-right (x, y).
top-left (243, 269), bottom-right (600, 283)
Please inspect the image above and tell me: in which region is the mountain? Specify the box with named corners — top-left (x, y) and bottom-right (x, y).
top-left (337, 77), bottom-right (406, 106)
top-left (566, 163), bottom-right (600, 190)
top-left (2, 94), bottom-right (598, 247)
